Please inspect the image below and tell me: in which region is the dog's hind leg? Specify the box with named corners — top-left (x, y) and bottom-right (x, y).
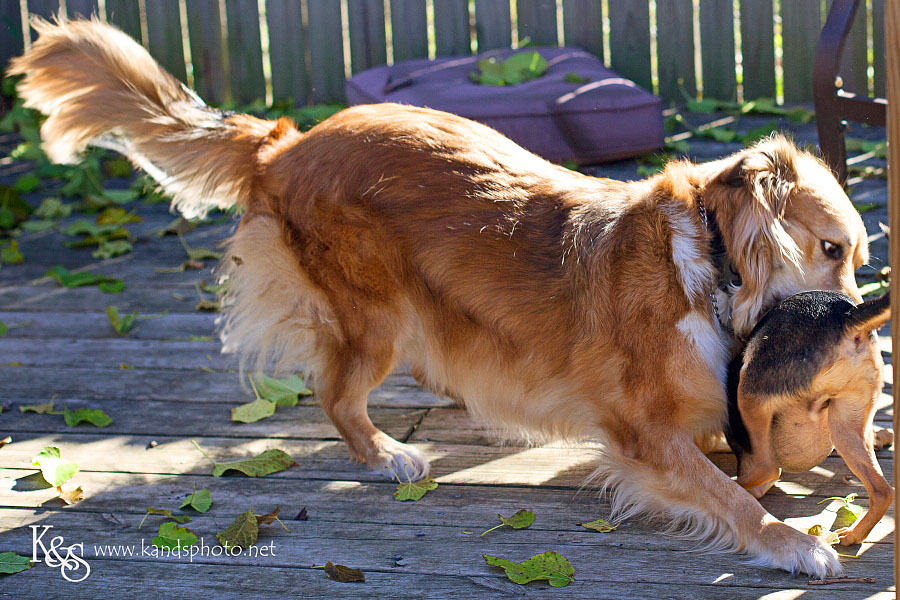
top-left (600, 424), bottom-right (841, 578)
top-left (318, 337), bottom-right (430, 481)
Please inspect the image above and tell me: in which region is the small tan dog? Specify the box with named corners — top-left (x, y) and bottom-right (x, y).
top-left (11, 18), bottom-right (883, 578)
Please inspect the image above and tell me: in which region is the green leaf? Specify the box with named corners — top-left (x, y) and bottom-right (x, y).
top-left (46, 265), bottom-right (122, 290)
top-left (92, 239), bottom-right (133, 259)
top-left (472, 51), bottom-right (548, 86)
top-left (20, 219), bottom-right (57, 232)
top-left (231, 398), bottom-right (277, 423)
top-left (64, 407), bottom-right (113, 428)
top-left (31, 446), bottom-right (78, 487)
top-left (852, 202), bottom-right (879, 213)
top-left (563, 72), bottom-right (590, 84)
top-left (254, 373), bottom-right (313, 406)
top-left (192, 443), bottom-right (296, 477)
top-left (62, 219), bottom-right (129, 239)
top-left (581, 518), bottom-right (618, 533)
top-left (34, 197), bottom-right (71, 219)
top-left (151, 521), bottom-right (198, 550)
top-left (685, 98), bottom-right (719, 114)
top-left (102, 188), bottom-right (138, 204)
top-left (96, 207), bottom-right (142, 225)
top-left (703, 127), bottom-right (738, 143)
top-left (180, 488), bottom-right (213, 513)
top-left (0, 552), bottom-right (33, 574)
top-left (394, 477), bottom-right (438, 501)
top-left (665, 139), bottom-right (691, 154)
top-left (1, 240), bottom-right (23, 265)
top-left (216, 511), bottom-right (258, 550)
top-left (106, 305), bottom-right (139, 335)
top-left (104, 158), bottom-right (133, 178)
top-left (483, 551), bottom-right (575, 587)
top-left (818, 493), bottom-right (865, 528)
top-left (14, 173), bottom-right (40, 193)
top-left (323, 562), bottom-right (365, 583)
top-left (98, 280), bottom-right (125, 294)
top-left (0, 322), bottom-right (7, 337)
top-left (481, 509), bottom-right (535, 536)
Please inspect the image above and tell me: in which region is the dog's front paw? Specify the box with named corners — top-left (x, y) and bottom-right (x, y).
top-left (751, 522), bottom-right (842, 578)
top-left (365, 434), bottom-right (430, 481)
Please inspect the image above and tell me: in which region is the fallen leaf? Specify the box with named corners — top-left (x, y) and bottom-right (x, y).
top-left (0, 552), bottom-right (32, 574)
top-left (96, 207), bottom-right (142, 225)
top-left (818, 493), bottom-right (865, 529)
top-left (324, 562), bottom-right (365, 583)
top-left (58, 485), bottom-right (84, 505)
top-left (195, 299), bottom-right (220, 312)
top-left (139, 507), bottom-right (192, 529)
top-left (483, 551), bottom-right (575, 587)
top-left (46, 265), bottom-right (124, 293)
top-left (217, 511), bottom-right (258, 550)
top-left (563, 72), bottom-right (590, 84)
top-left (581, 518), bottom-right (618, 533)
top-left (0, 322), bottom-right (6, 337)
top-left (64, 407), bottom-right (113, 427)
top-left (481, 509), bottom-right (535, 536)
top-left (255, 507), bottom-right (283, 526)
top-left (394, 477), bottom-right (438, 501)
top-left (106, 305), bottom-right (138, 335)
top-left (152, 521), bottom-right (198, 550)
top-left (180, 488), bottom-right (213, 513)
top-left (192, 441), bottom-right (297, 477)
top-left (33, 197), bottom-right (71, 219)
top-left (295, 506), bottom-right (308, 521)
top-left (92, 239), bottom-right (133, 259)
top-left (0, 435), bottom-right (10, 448)
top-left (1, 240), bottom-right (23, 264)
top-left (20, 401), bottom-right (56, 414)
top-left (254, 373), bottom-right (313, 406)
top-left (231, 398), bottom-right (277, 424)
top-left (32, 446), bottom-right (78, 487)
top-left (156, 216), bottom-right (197, 237)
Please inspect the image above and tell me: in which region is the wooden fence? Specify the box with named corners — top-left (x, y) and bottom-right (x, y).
top-left (0, 0), bottom-right (889, 107)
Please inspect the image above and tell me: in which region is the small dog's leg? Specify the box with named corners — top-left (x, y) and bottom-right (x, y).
top-left (616, 425), bottom-right (841, 578)
top-left (319, 344), bottom-right (430, 481)
top-left (829, 399), bottom-right (893, 545)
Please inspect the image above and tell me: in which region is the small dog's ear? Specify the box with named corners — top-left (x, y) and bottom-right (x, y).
top-left (712, 136), bottom-right (802, 336)
top-left (846, 291), bottom-right (891, 335)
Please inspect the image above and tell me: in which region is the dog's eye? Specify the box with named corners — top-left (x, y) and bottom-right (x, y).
top-left (821, 240), bottom-right (843, 260)
top-left (820, 398), bottom-right (831, 411)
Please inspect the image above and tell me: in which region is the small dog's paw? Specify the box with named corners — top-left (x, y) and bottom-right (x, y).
top-left (753, 522), bottom-right (842, 578)
top-left (366, 435), bottom-right (430, 481)
top-left (836, 526), bottom-right (864, 546)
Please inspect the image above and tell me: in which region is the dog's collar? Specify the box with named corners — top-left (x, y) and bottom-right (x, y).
top-left (697, 195), bottom-right (739, 335)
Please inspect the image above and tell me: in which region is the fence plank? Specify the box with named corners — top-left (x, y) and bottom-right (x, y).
top-left (562, 0), bottom-right (603, 60)
top-left (390, 0), bottom-right (428, 61)
top-left (66, 0), bottom-right (96, 18)
top-left (348, 0), bottom-right (387, 72)
top-left (781, 0), bottom-right (820, 103)
top-left (307, 0), bottom-right (345, 103)
top-left (474, 0), bottom-right (511, 51)
top-left (872, 0), bottom-right (885, 97)
top-left (699, 0), bottom-right (736, 100)
top-left (0, 0), bottom-right (23, 71)
top-left (838, 0), bottom-right (869, 95)
top-left (516, 0), bottom-right (557, 46)
top-left (267, 0), bottom-right (309, 104)
top-left (608, 0), bottom-right (652, 91)
top-left (433, 0), bottom-right (470, 56)
top-left (105, 0), bottom-right (142, 43)
top-left (656, 0), bottom-right (695, 102)
top-left (739, 0), bottom-right (775, 99)
top-left (186, 0), bottom-right (226, 105)
top-left (224, 0), bottom-right (265, 104)
top-left (145, 0), bottom-right (188, 82)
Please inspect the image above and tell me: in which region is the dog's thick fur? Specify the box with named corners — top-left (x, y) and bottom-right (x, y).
top-left (11, 19), bottom-right (876, 578)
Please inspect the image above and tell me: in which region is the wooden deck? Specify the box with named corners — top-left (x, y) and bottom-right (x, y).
top-left (0, 116), bottom-right (895, 598)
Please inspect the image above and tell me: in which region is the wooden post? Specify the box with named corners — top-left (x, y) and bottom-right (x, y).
top-left (888, 0), bottom-right (900, 588)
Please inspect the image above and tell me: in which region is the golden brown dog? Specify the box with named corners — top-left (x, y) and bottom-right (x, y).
top-left (11, 19), bottom-right (882, 577)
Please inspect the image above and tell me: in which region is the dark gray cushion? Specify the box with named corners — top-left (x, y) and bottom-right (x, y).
top-left (346, 47), bottom-right (664, 164)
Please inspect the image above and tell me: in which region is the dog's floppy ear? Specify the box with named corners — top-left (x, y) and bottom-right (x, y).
top-left (709, 136), bottom-right (803, 336)
top-left (846, 291), bottom-right (891, 335)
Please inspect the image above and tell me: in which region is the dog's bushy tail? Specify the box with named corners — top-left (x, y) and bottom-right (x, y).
top-left (8, 17), bottom-right (295, 217)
